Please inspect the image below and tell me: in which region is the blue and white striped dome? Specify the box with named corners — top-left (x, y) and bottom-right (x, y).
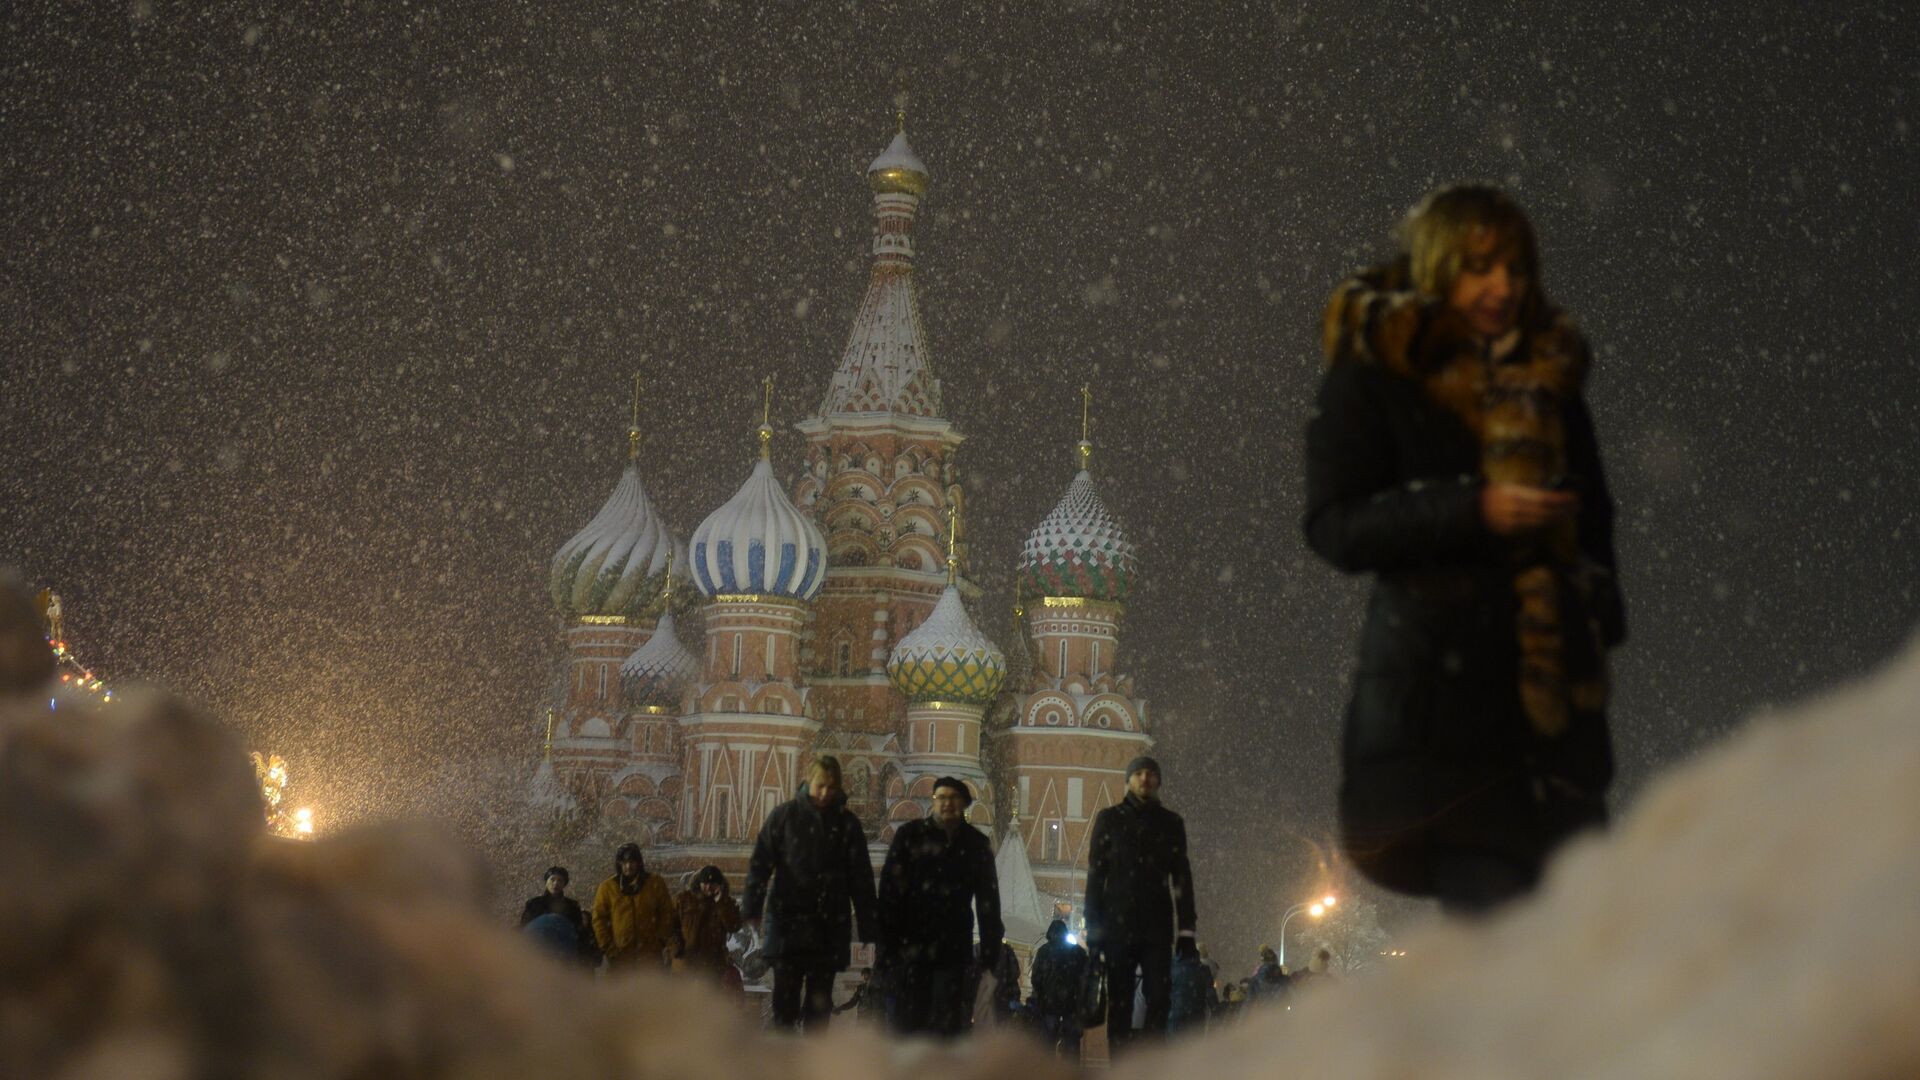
top-left (691, 457), bottom-right (828, 600)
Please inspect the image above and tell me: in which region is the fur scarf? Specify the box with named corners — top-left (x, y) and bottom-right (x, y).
top-left (1321, 258), bottom-right (1608, 737)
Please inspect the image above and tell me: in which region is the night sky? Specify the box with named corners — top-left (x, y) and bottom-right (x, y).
top-left (5, 2), bottom-right (1916, 958)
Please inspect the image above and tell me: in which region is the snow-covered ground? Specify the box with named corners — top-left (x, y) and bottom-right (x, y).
top-left (5, 566), bottom-right (1917, 1077)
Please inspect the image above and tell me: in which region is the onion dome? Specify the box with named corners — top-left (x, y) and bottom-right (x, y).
top-left (528, 757), bottom-right (577, 817)
top-left (886, 585), bottom-right (1007, 705)
top-left (1017, 469), bottom-right (1138, 603)
top-left (550, 463), bottom-right (681, 619)
top-left (868, 125), bottom-right (929, 196)
top-left (620, 609), bottom-right (699, 708)
top-left (691, 457), bottom-right (828, 600)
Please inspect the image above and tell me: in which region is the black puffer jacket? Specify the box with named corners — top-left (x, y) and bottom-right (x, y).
top-left (1303, 331), bottom-right (1625, 896)
top-left (1084, 792), bottom-right (1197, 947)
top-left (742, 786), bottom-right (876, 970)
top-left (878, 816), bottom-right (1003, 970)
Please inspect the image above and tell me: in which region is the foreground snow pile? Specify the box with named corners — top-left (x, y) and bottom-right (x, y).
top-left (1133, 632), bottom-right (1920, 1080)
top-left (4, 558), bottom-right (1917, 1077)
top-left (0, 680), bottom-right (1073, 1080)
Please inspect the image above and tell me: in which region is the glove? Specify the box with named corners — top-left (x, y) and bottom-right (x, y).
top-left (1174, 937), bottom-right (1199, 961)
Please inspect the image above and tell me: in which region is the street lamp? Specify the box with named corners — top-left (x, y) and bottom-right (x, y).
top-left (1278, 893), bottom-right (1336, 967)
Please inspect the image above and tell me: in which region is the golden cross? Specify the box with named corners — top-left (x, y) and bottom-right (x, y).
top-left (627, 373), bottom-right (642, 461)
top-left (758, 376), bottom-right (775, 459)
top-left (1077, 384), bottom-right (1094, 471)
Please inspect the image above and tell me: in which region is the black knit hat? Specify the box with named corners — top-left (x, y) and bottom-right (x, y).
top-left (1125, 756), bottom-right (1162, 780)
top-left (931, 776), bottom-right (973, 806)
top-left (543, 865), bottom-right (570, 886)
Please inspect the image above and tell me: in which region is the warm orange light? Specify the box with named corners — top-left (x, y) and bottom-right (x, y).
top-left (1308, 903), bottom-right (1325, 918)
top-left (1323, 894), bottom-right (1338, 907)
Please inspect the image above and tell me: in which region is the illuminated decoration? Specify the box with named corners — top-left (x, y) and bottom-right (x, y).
top-left (35, 589), bottom-right (114, 702)
top-left (251, 751), bottom-right (315, 840)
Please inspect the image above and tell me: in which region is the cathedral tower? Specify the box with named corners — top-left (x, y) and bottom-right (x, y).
top-left (792, 119), bottom-right (968, 835)
top-left (997, 392), bottom-right (1152, 901)
top-left (544, 385), bottom-right (685, 815)
top-left (675, 390), bottom-right (829, 872)
top-left (883, 509), bottom-right (1007, 834)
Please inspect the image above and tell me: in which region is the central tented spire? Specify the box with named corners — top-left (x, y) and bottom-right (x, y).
top-left (817, 121), bottom-right (941, 419)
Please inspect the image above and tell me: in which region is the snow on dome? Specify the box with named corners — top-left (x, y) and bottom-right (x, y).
top-left (886, 585), bottom-right (1006, 705)
top-left (690, 457), bottom-right (827, 600)
top-left (549, 462), bottom-right (681, 619)
top-left (1017, 469), bottom-right (1138, 603)
top-left (527, 756), bottom-right (577, 817)
top-left (868, 129), bottom-right (929, 195)
top-left (620, 609), bottom-right (699, 708)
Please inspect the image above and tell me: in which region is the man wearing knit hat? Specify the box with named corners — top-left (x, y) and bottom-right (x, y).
top-left (877, 776), bottom-right (1003, 1037)
top-left (1084, 756), bottom-right (1197, 1055)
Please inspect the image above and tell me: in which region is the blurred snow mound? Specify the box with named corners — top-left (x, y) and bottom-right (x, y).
top-left (1130, 631), bottom-right (1920, 1080)
top-left (5, 555), bottom-right (1918, 1078)
top-left (0, 678), bottom-right (1063, 1079)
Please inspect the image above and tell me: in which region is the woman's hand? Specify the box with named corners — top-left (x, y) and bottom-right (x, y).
top-left (1480, 483), bottom-right (1578, 535)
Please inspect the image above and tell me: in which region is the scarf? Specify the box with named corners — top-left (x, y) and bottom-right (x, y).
top-left (1323, 259), bottom-right (1609, 737)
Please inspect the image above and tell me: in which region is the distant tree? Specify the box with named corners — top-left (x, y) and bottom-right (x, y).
top-left (1300, 897), bottom-right (1393, 974)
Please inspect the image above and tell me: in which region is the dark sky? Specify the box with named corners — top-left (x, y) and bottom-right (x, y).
top-left (5, 2), bottom-right (1916, 956)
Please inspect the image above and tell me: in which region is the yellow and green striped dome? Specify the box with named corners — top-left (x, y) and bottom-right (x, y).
top-left (886, 586), bottom-right (1006, 706)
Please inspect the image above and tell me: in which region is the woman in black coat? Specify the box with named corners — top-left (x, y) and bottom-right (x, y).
top-left (1305, 184), bottom-right (1627, 914)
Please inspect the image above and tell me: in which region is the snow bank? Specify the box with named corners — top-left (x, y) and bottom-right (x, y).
top-left (5, 559), bottom-right (1918, 1077)
top-left (1123, 631), bottom-right (1920, 1080)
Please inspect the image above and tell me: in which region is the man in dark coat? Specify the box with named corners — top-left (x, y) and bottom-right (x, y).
top-left (1306, 184), bottom-right (1626, 914)
top-left (743, 756), bottom-right (877, 1033)
top-left (877, 776), bottom-right (1002, 1037)
top-left (1083, 756), bottom-right (1197, 1056)
top-left (1028, 918), bottom-right (1087, 1058)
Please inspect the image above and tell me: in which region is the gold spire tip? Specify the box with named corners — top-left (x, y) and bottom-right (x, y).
top-left (627, 373), bottom-right (643, 461)
top-left (757, 376), bottom-right (775, 459)
top-left (944, 504), bottom-right (959, 584)
top-left (1077, 384), bottom-right (1094, 471)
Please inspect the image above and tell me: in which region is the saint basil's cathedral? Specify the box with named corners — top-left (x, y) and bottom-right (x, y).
top-left (533, 121), bottom-right (1155, 929)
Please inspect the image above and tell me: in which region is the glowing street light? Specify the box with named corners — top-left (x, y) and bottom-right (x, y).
top-left (293, 807), bottom-right (314, 837)
top-left (1279, 893), bottom-right (1338, 967)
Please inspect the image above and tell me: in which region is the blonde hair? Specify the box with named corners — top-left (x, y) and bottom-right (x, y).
top-left (1400, 184), bottom-right (1544, 315)
top-left (808, 755), bottom-right (843, 788)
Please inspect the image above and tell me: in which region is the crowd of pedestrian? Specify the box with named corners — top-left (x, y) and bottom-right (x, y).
top-left (512, 753), bottom-right (1265, 1057)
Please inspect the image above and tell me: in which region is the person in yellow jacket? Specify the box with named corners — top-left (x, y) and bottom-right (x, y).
top-left (591, 842), bottom-right (679, 970)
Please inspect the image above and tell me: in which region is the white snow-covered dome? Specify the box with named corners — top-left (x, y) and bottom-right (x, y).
top-left (691, 457), bottom-right (828, 600)
top-left (550, 462), bottom-right (682, 619)
top-left (886, 585), bottom-right (1006, 705)
top-left (1017, 469), bottom-right (1137, 604)
top-left (621, 609), bottom-right (699, 707)
top-left (868, 129), bottom-right (929, 196)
